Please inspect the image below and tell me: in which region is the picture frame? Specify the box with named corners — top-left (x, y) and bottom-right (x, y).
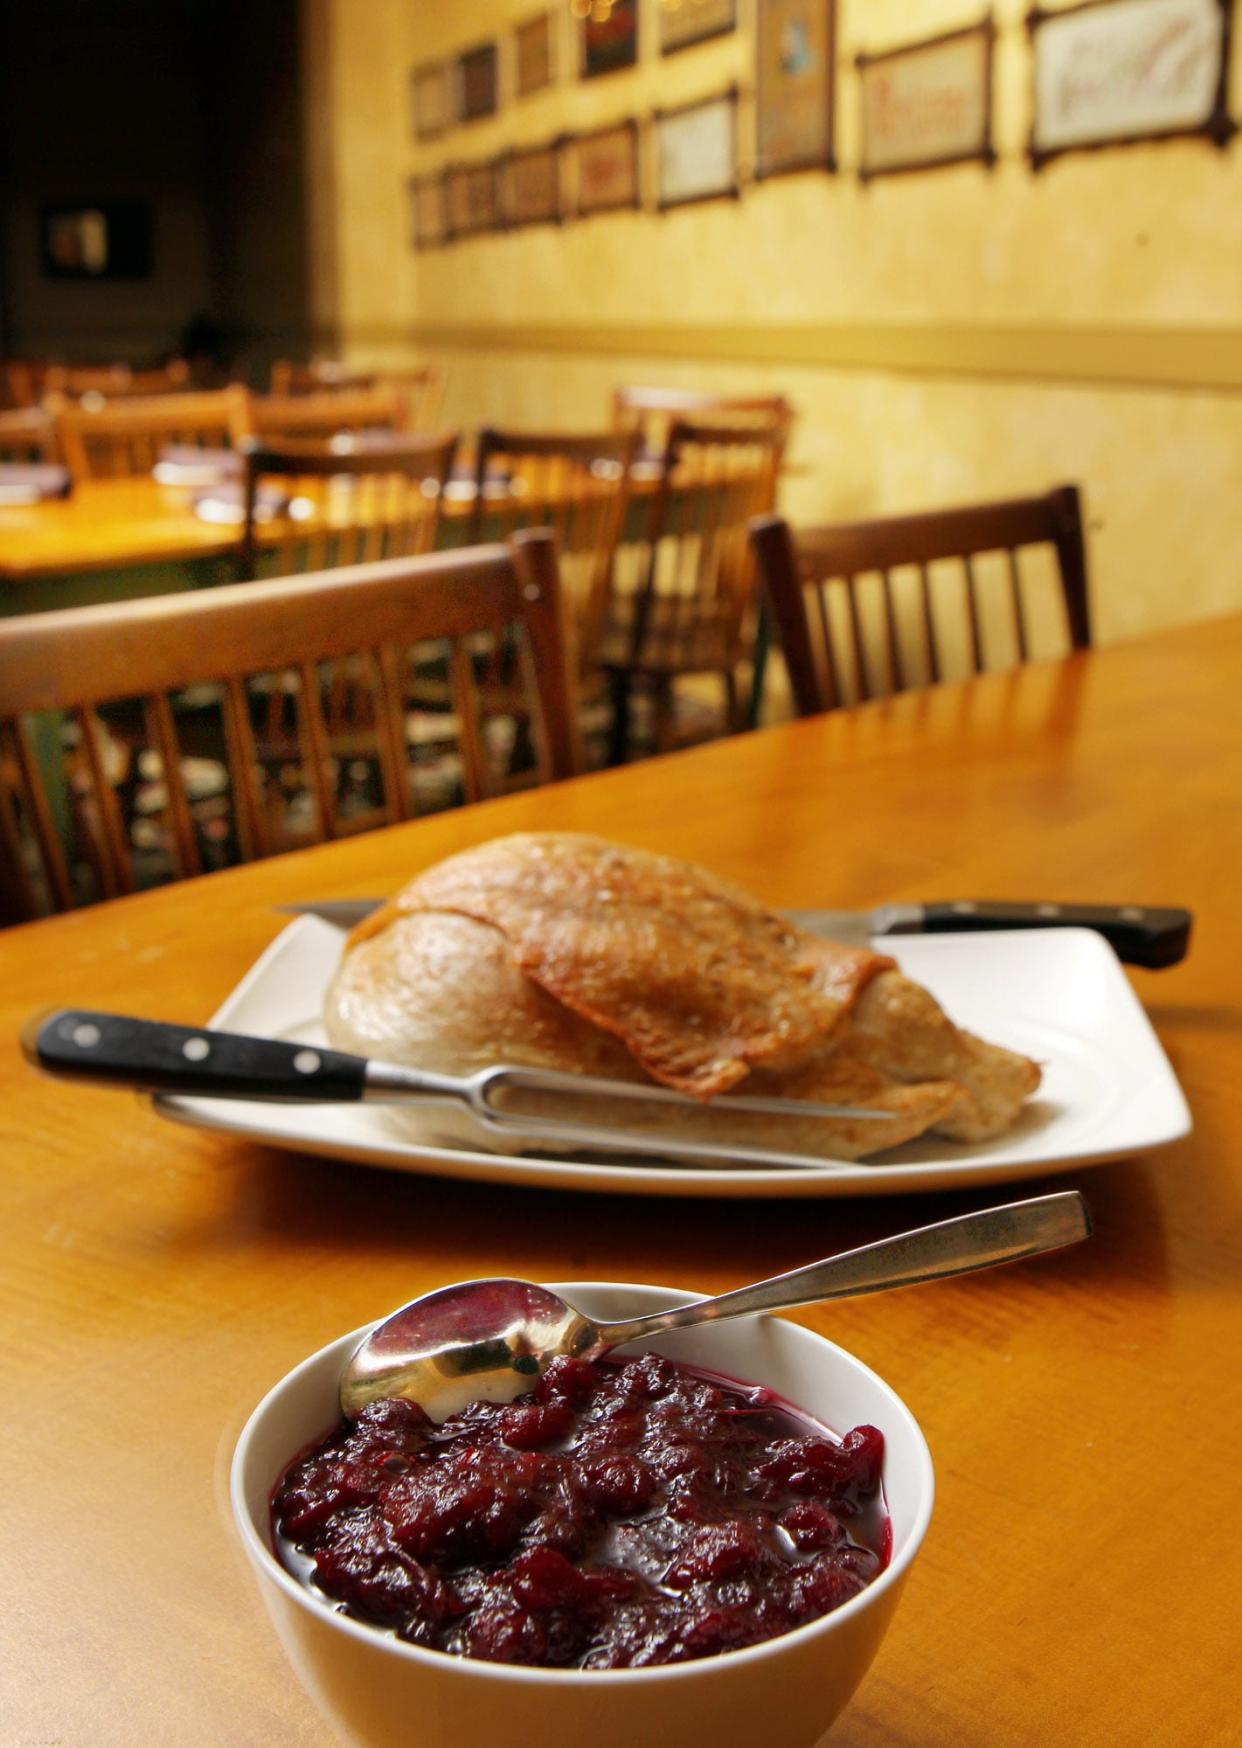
top-left (1028, 0), bottom-right (1236, 167)
top-left (581, 0), bottom-right (639, 80)
top-left (857, 19), bottom-right (996, 180)
top-left (654, 88), bottom-right (740, 210)
top-left (41, 202), bottom-right (153, 279)
top-left (755, 0), bottom-right (837, 179)
top-left (444, 161), bottom-right (499, 240)
top-left (572, 118), bottom-right (642, 216)
top-left (408, 174), bottom-right (447, 251)
top-left (660, 0), bottom-right (737, 56)
top-left (501, 140), bottom-right (565, 228)
top-left (411, 60), bottom-right (451, 140)
top-left (514, 9), bottom-right (557, 97)
top-left (458, 41), bottom-right (499, 124)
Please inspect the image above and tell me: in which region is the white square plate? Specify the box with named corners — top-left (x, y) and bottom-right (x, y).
top-left (153, 918), bottom-right (1191, 1198)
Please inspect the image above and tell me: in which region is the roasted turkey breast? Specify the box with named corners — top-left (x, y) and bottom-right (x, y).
top-left (325, 833), bottom-right (1040, 1161)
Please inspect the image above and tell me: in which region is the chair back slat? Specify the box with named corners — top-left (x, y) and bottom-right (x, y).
top-left (0, 718), bottom-right (73, 913)
top-left (74, 707), bottom-right (133, 897)
top-left (844, 576), bottom-right (870, 701)
top-left (0, 741), bottom-right (36, 920)
top-left (918, 562), bottom-right (941, 682)
top-left (374, 644), bottom-right (413, 826)
top-left (221, 676), bottom-right (266, 861)
top-left (354, 650), bottom-right (403, 822)
top-left (1007, 548), bottom-right (1029, 662)
top-left (448, 639), bottom-right (488, 805)
top-left (0, 532), bottom-right (575, 923)
top-left (54, 387), bottom-right (252, 482)
top-left (880, 570), bottom-right (904, 690)
top-left (751, 485), bottom-right (1091, 716)
top-left (145, 693), bottom-right (201, 879)
top-left (811, 581), bottom-right (842, 711)
top-left (295, 660), bottom-right (338, 841)
top-left (963, 554), bottom-right (984, 672)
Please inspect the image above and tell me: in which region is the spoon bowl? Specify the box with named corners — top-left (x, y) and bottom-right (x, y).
top-left (340, 1278), bottom-right (597, 1421)
top-left (340, 1190), bottom-right (1090, 1422)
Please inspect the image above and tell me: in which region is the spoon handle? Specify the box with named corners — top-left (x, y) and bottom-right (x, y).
top-left (595, 1191), bottom-right (1091, 1347)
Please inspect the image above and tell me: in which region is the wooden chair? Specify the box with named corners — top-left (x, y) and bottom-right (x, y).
top-left (53, 386), bottom-right (253, 481)
top-left (0, 408), bottom-right (59, 464)
top-left (0, 531), bottom-right (576, 922)
top-left (249, 386), bottom-right (412, 444)
top-left (43, 360), bottom-right (192, 400)
top-left (3, 361), bottom-right (46, 409)
top-left (749, 486), bottom-right (1092, 716)
top-left (270, 362), bottom-right (445, 430)
top-left (612, 386), bottom-right (795, 463)
top-left (601, 417), bottom-right (785, 760)
top-left (239, 432), bottom-right (458, 581)
top-left (468, 428), bottom-right (639, 674)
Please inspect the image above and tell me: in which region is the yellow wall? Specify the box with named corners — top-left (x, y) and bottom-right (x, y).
top-left (304, 0), bottom-right (1242, 645)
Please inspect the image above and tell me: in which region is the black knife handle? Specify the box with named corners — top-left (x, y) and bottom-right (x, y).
top-left (911, 903), bottom-right (1192, 969)
top-left (23, 1009), bottom-right (369, 1101)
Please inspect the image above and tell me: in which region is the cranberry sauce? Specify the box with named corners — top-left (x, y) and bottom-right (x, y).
top-left (272, 1352), bottom-right (888, 1670)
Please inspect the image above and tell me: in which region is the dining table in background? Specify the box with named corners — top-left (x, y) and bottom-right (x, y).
top-left (3, 611), bottom-right (1240, 1746)
top-left (0, 466), bottom-right (668, 609)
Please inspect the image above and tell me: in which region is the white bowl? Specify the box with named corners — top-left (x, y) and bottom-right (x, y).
top-left (231, 1281), bottom-right (934, 1748)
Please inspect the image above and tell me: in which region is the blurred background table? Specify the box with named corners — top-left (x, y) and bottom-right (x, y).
top-left (2, 612), bottom-right (1240, 1746)
top-left (0, 477), bottom-right (241, 613)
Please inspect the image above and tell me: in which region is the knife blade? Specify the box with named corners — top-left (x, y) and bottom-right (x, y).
top-left (277, 898), bottom-right (1192, 969)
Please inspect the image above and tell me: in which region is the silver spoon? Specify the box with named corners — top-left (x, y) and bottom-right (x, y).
top-left (341, 1189), bottom-right (1090, 1421)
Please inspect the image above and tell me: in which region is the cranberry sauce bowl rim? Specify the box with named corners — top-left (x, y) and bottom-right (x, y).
top-left (230, 1279), bottom-right (935, 1685)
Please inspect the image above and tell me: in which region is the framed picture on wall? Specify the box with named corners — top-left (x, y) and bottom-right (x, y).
top-left (1028, 0), bottom-right (1235, 166)
top-left (445, 161), bottom-right (499, 239)
top-left (515, 10), bottom-right (557, 97)
top-left (408, 174), bottom-right (447, 250)
top-left (501, 140), bottom-right (565, 227)
top-left (41, 202), bottom-right (153, 278)
top-left (572, 119), bottom-right (641, 215)
top-left (459, 41), bottom-right (499, 123)
top-left (411, 61), bottom-right (451, 140)
top-left (660, 0), bottom-right (737, 56)
top-left (581, 0), bottom-right (639, 79)
top-left (857, 19), bottom-right (996, 179)
top-left (654, 88), bottom-right (739, 209)
top-left (755, 0), bottom-right (837, 178)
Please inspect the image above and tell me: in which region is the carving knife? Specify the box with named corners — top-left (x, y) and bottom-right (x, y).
top-left (277, 898), bottom-right (1192, 970)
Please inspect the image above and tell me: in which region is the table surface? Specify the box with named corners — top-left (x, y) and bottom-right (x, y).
top-left (0, 476), bottom-right (244, 579)
top-left (3, 613), bottom-right (1240, 1746)
top-left (0, 468), bottom-right (670, 584)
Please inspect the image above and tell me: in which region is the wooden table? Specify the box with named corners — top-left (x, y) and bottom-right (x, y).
top-left (3, 614), bottom-right (1240, 1746)
top-left (0, 473), bottom-right (637, 589)
top-left (0, 477), bottom-right (244, 579)
top-left (0, 460), bottom-right (753, 591)
top-left (0, 477), bottom-right (491, 589)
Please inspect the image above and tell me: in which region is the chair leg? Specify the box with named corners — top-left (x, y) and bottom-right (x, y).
top-left (606, 668), bottom-right (633, 767)
top-left (748, 605), bottom-right (771, 729)
top-left (722, 668), bottom-right (742, 734)
top-left (653, 677), bottom-right (676, 755)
